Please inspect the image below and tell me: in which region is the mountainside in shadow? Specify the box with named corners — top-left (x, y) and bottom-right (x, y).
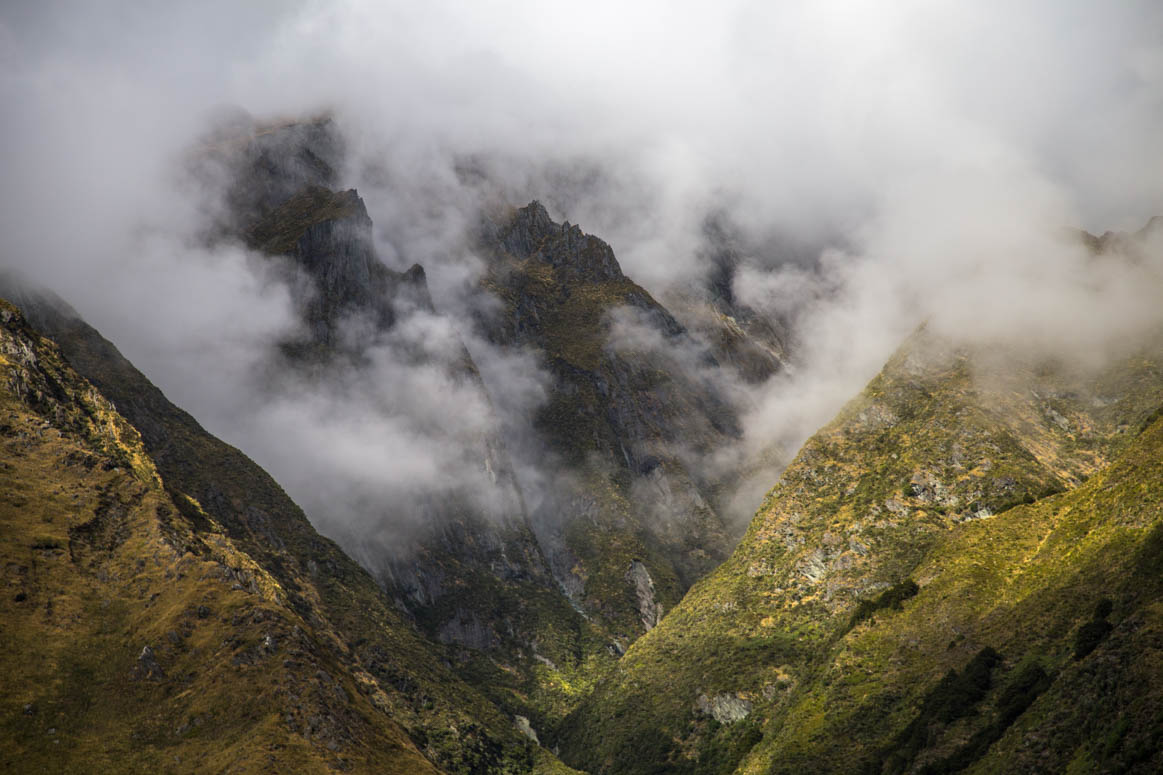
top-left (191, 118), bottom-right (599, 737)
top-left (0, 298), bottom-right (592, 773)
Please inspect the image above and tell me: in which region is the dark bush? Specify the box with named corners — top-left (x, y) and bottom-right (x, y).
top-left (995, 662), bottom-right (1051, 726)
top-left (1074, 619), bottom-right (1113, 660)
top-left (848, 579), bottom-right (921, 631)
top-left (918, 661), bottom-right (1052, 775)
top-left (879, 647), bottom-right (1002, 775)
top-left (1093, 597), bottom-right (1114, 620)
top-left (1074, 598), bottom-right (1114, 660)
top-left (927, 647), bottom-right (1001, 723)
top-left (694, 718), bottom-right (764, 775)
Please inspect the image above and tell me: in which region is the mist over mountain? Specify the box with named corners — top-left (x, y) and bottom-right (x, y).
top-left (3, 2), bottom-right (1163, 773)
top-left (5, 0), bottom-right (1163, 560)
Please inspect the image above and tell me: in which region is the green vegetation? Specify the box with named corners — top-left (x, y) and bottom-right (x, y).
top-left (8, 174), bottom-right (1163, 774)
top-left (557, 328), bottom-right (1163, 775)
top-left (877, 646), bottom-right (1002, 774)
top-left (1073, 598), bottom-right (1115, 660)
top-left (245, 185), bottom-right (366, 256)
top-left (693, 719), bottom-right (765, 775)
top-left (0, 303), bottom-right (442, 773)
top-left (0, 296), bottom-right (582, 773)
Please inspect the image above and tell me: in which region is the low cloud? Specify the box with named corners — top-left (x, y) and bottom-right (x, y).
top-left (2, 1), bottom-right (1162, 553)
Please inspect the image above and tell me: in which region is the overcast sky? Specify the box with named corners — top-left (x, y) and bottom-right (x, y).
top-left (4, 0), bottom-right (1161, 300)
top-left (2, 1), bottom-right (1162, 546)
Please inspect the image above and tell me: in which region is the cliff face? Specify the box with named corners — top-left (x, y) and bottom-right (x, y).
top-left (475, 202), bottom-right (747, 643)
top-left (245, 185), bottom-right (397, 347)
top-left (2, 115), bottom-right (594, 771)
top-left (663, 216), bottom-right (790, 387)
top-left (207, 120), bottom-right (566, 622)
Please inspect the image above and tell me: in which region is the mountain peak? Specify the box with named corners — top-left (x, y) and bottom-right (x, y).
top-left (1138, 214), bottom-right (1163, 239)
top-left (496, 200), bottom-right (556, 257)
top-left (494, 200), bottom-right (625, 283)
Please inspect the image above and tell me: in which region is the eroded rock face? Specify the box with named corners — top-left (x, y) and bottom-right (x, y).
top-left (695, 692), bottom-right (753, 724)
top-left (661, 214), bottom-right (790, 386)
top-left (206, 115), bottom-right (346, 234)
top-left (514, 715), bottom-right (540, 745)
top-left (132, 645), bottom-right (165, 681)
top-left (627, 560), bottom-right (662, 631)
top-left (245, 185), bottom-right (403, 349)
top-left (437, 608), bottom-right (495, 651)
top-left (194, 124), bottom-right (581, 681)
top-left (2, 130), bottom-right (586, 762)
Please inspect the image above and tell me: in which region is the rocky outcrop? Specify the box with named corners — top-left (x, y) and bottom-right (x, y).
top-left (175, 123), bottom-right (602, 745)
top-left (131, 645), bottom-right (166, 681)
top-left (662, 214), bottom-right (790, 385)
top-left (491, 200), bottom-right (625, 284)
top-left (514, 715), bottom-right (540, 745)
top-left (695, 692), bottom-right (752, 724)
top-left (199, 114), bottom-right (345, 236)
top-left (626, 560), bottom-right (662, 631)
top-left (244, 184), bottom-right (403, 348)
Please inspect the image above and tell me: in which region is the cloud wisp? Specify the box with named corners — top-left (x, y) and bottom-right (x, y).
top-left (2, 1), bottom-right (1162, 553)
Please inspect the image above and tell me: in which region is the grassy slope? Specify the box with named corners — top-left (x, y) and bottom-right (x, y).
top-left (0, 300), bottom-right (439, 773)
top-left (743, 387), bottom-right (1163, 774)
top-left (1, 293), bottom-right (583, 774)
top-left (558, 329), bottom-right (1163, 774)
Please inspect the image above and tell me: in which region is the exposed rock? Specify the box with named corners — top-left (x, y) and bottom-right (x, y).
top-left (695, 692), bottom-right (753, 724)
top-left (475, 201), bottom-right (743, 640)
top-left (533, 653), bottom-right (558, 671)
top-left (132, 645), bottom-right (165, 681)
top-left (436, 609), bottom-right (495, 651)
top-left (494, 201), bottom-right (626, 284)
top-left (514, 714), bottom-right (540, 745)
top-left (799, 548), bottom-right (828, 583)
top-left (626, 560), bottom-right (663, 631)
